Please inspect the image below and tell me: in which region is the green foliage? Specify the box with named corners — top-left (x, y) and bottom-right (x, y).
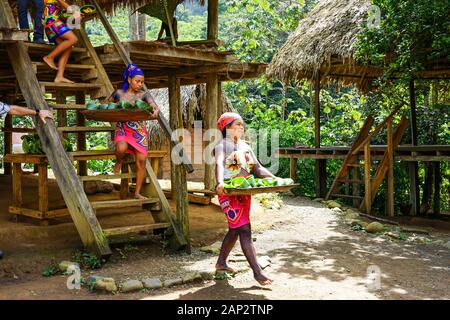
top-left (351, 224), bottom-right (365, 232)
top-left (355, 0), bottom-right (450, 82)
top-left (42, 260), bottom-right (59, 277)
top-left (72, 250), bottom-right (105, 270)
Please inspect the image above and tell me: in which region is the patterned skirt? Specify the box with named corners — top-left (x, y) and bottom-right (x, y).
top-left (44, 18), bottom-right (71, 43)
top-left (114, 121), bottom-right (149, 156)
top-left (217, 194), bottom-right (252, 229)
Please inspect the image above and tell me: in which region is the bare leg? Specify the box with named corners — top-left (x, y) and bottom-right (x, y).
top-left (237, 224), bottom-right (272, 285)
top-left (134, 152), bottom-right (147, 199)
top-left (216, 229), bottom-right (239, 273)
top-left (43, 31), bottom-right (78, 72)
top-left (114, 141), bottom-right (128, 174)
top-left (55, 46), bottom-right (74, 83)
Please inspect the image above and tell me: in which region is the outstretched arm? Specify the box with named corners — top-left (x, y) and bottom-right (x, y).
top-left (8, 105), bottom-right (54, 124)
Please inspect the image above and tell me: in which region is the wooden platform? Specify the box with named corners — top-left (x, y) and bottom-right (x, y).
top-left (94, 41), bottom-right (267, 89)
top-left (277, 145), bottom-right (450, 162)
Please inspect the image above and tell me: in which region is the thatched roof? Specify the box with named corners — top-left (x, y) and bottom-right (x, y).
top-left (147, 84), bottom-right (232, 149)
top-left (266, 0), bottom-right (379, 91)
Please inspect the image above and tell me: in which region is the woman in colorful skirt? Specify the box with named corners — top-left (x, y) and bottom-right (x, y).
top-left (215, 112), bottom-right (275, 286)
top-left (41, 0), bottom-right (80, 83)
top-left (108, 64), bottom-right (159, 200)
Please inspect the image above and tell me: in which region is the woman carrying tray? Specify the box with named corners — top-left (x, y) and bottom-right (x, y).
top-left (107, 64), bottom-right (159, 200)
top-left (214, 112), bottom-right (275, 286)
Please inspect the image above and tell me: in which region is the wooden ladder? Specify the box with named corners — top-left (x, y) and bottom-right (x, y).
top-left (0, 1), bottom-right (187, 252)
top-left (326, 102), bottom-right (408, 216)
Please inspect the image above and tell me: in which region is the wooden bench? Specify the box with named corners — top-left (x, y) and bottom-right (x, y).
top-left (3, 150), bottom-right (167, 225)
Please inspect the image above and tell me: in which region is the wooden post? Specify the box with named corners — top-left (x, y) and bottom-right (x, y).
top-left (386, 119), bottom-right (394, 216)
top-left (352, 167), bottom-right (361, 207)
top-left (314, 73), bottom-right (327, 197)
top-left (207, 0), bottom-right (219, 41)
top-left (0, 0), bottom-right (111, 257)
top-left (218, 81), bottom-right (223, 116)
top-left (290, 158), bottom-right (298, 181)
top-left (433, 162), bottom-right (441, 215)
top-left (12, 163), bottom-right (22, 208)
top-left (38, 164), bottom-right (48, 214)
top-left (169, 75), bottom-right (179, 200)
top-left (4, 113), bottom-right (12, 175)
top-left (55, 92), bottom-right (67, 139)
top-left (409, 80), bottom-right (420, 215)
top-left (76, 93), bottom-right (87, 176)
top-left (364, 143), bottom-right (372, 214)
top-left (169, 75), bottom-right (190, 251)
top-left (205, 73), bottom-right (219, 190)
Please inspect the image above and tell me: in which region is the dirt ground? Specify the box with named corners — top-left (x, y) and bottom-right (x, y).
top-left (0, 174), bottom-right (449, 300)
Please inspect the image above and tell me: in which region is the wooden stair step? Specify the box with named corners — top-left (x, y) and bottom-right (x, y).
top-left (33, 61), bottom-right (95, 70)
top-left (24, 42), bottom-right (86, 53)
top-left (103, 223), bottom-right (171, 244)
top-left (48, 103), bottom-right (86, 110)
top-left (57, 126), bottom-right (115, 133)
top-left (91, 198), bottom-right (159, 209)
top-left (330, 194), bottom-right (364, 199)
top-left (80, 173), bottom-right (136, 181)
top-left (39, 81), bottom-right (102, 92)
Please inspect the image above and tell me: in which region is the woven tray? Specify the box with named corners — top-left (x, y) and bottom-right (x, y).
top-left (223, 184), bottom-right (299, 195)
top-left (81, 109), bottom-right (153, 122)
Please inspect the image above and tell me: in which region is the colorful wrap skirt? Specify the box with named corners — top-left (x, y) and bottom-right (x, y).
top-left (44, 18), bottom-right (71, 43)
top-left (217, 194), bottom-right (252, 229)
top-left (114, 121), bottom-right (149, 156)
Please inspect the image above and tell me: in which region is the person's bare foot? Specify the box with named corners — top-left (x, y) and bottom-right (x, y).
top-left (255, 273), bottom-right (273, 286)
top-left (43, 56), bottom-right (58, 70)
top-left (135, 193), bottom-right (147, 200)
top-left (113, 161), bottom-right (122, 174)
top-left (54, 77), bottom-right (75, 84)
top-left (215, 263), bottom-right (237, 273)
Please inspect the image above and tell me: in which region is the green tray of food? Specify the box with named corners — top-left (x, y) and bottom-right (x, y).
top-left (223, 176), bottom-right (299, 195)
top-left (81, 100), bottom-right (154, 122)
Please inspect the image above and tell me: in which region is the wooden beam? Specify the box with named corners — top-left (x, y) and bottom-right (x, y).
top-left (386, 119), bottom-right (394, 216)
top-left (207, 0), bottom-right (219, 41)
top-left (145, 161), bottom-right (187, 249)
top-left (0, 0), bottom-right (111, 257)
top-left (169, 74), bottom-right (190, 251)
top-left (204, 73), bottom-right (219, 190)
top-left (76, 93), bottom-right (87, 176)
top-left (364, 143), bottom-right (372, 214)
top-left (433, 162), bottom-right (441, 215)
top-left (0, 29), bottom-right (29, 42)
top-left (409, 80), bottom-right (420, 215)
top-left (169, 75), bottom-right (179, 200)
top-left (314, 72), bottom-right (327, 197)
top-left (3, 113), bottom-right (12, 174)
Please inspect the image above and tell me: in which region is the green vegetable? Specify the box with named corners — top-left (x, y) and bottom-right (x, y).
top-left (107, 103), bottom-right (117, 110)
top-left (246, 175), bottom-right (256, 187)
top-left (262, 177), bottom-right (277, 187)
top-left (223, 176), bottom-right (295, 190)
top-left (118, 101), bottom-right (133, 109)
top-left (86, 102), bottom-right (97, 110)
